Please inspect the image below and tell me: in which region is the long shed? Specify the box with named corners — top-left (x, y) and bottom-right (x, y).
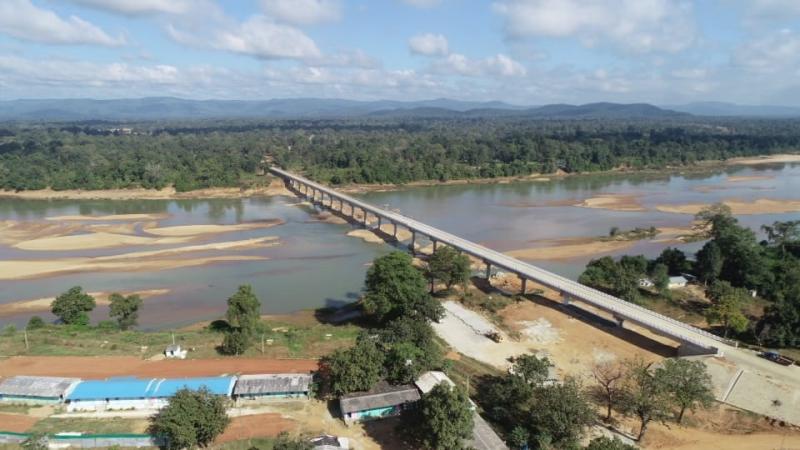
top-left (339, 382), bottom-right (420, 424)
top-left (233, 374), bottom-right (312, 401)
top-left (0, 376), bottom-right (80, 404)
top-left (65, 376), bottom-right (236, 412)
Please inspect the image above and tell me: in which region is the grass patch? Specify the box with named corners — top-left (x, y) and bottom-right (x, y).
top-left (29, 418), bottom-right (147, 435)
top-left (0, 403), bottom-right (41, 414)
top-left (0, 318), bottom-right (360, 360)
top-left (217, 437), bottom-right (279, 450)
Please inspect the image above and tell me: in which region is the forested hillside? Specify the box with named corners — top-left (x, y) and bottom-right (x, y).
top-left (1, 117), bottom-right (800, 191)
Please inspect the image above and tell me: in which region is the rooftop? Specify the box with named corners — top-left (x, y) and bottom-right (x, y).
top-left (66, 376), bottom-right (235, 401)
top-left (233, 373), bottom-right (313, 395)
top-left (339, 382), bottom-right (420, 414)
top-left (414, 371), bottom-right (455, 394)
top-left (0, 376), bottom-right (80, 398)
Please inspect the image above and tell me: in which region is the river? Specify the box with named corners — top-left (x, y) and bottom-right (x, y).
top-left (0, 162), bottom-right (798, 329)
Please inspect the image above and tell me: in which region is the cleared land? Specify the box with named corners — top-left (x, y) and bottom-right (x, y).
top-left (0, 413), bottom-right (39, 432)
top-left (0, 356), bottom-right (317, 379)
top-left (216, 413), bottom-right (295, 443)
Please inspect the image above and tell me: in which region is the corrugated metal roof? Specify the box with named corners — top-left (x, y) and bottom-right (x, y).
top-left (66, 376), bottom-right (235, 401)
top-left (339, 382), bottom-right (420, 414)
top-left (233, 374), bottom-right (312, 395)
top-left (0, 376), bottom-right (80, 398)
top-left (414, 371), bottom-right (455, 394)
top-left (470, 412), bottom-right (509, 450)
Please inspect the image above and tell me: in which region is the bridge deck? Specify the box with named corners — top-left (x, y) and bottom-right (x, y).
top-left (271, 167), bottom-right (724, 352)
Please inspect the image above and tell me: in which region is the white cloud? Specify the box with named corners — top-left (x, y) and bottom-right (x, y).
top-left (0, 0), bottom-right (122, 46)
top-left (747, 0), bottom-right (800, 18)
top-left (733, 29), bottom-right (800, 74)
top-left (409, 33), bottom-right (449, 56)
top-left (260, 0), bottom-right (341, 25)
top-left (492, 0), bottom-right (697, 53)
top-left (69, 0), bottom-right (194, 15)
top-left (435, 53), bottom-right (527, 77)
top-left (400, 0), bottom-right (442, 8)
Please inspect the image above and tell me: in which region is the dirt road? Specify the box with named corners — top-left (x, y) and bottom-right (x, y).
top-left (0, 356), bottom-right (317, 379)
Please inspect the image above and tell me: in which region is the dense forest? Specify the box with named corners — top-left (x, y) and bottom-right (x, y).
top-left (1, 117), bottom-right (800, 191)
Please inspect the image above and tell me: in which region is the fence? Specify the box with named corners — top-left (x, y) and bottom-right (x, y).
top-left (0, 432), bottom-right (162, 448)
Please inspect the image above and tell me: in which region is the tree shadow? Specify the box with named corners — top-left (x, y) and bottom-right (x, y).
top-left (361, 416), bottom-right (415, 450)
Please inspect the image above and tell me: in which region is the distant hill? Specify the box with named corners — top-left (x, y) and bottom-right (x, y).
top-left (0, 97), bottom-right (524, 121)
top-left (368, 102), bottom-right (688, 119)
top-left (665, 102), bottom-right (800, 117)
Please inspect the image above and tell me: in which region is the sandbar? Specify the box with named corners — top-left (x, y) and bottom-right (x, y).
top-left (0, 289), bottom-right (171, 317)
top-left (575, 194), bottom-right (646, 212)
top-left (142, 220), bottom-right (283, 237)
top-left (727, 175), bottom-right (775, 182)
top-left (506, 238), bottom-right (637, 261)
top-left (656, 199), bottom-right (800, 215)
top-left (13, 232), bottom-right (193, 251)
top-left (727, 154), bottom-right (800, 166)
top-left (46, 213), bottom-right (168, 221)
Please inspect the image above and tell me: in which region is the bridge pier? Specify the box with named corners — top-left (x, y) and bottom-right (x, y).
top-left (613, 315), bottom-right (625, 328)
top-left (485, 261), bottom-right (491, 279)
top-left (520, 277), bottom-right (527, 295)
top-left (392, 222), bottom-right (397, 238)
top-left (410, 231), bottom-right (416, 255)
top-left (432, 239), bottom-right (438, 253)
top-left (562, 293), bottom-right (572, 306)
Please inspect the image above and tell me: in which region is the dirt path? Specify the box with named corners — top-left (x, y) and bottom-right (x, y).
top-left (0, 356), bottom-right (317, 379)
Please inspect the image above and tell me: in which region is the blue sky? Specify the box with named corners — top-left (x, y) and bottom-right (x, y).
top-left (1, 0), bottom-right (800, 105)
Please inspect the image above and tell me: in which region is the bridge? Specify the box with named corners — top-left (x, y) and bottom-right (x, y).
top-left (270, 167), bottom-right (725, 356)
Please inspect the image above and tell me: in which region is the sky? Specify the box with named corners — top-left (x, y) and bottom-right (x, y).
top-left (1, 0), bottom-right (800, 105)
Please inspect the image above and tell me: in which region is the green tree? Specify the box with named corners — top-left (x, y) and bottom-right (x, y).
top-left (654, 248), bottom-right (691, 276)
top-left (527, 377), bottom-right (595, 448)
top-left (51, 286), bottom-right (96, 326)
top-left (705, 281), bottom-right (750, 338)
top-left (221, 328), bottom-right (250, 355)
top-left (108, 293), bottom-right (142, 330)
top-left (26, 316), bottom-right (45, 330)
top-left (385, 341), bottom-right (426, 385)
top-left (225, 285), bottom-right (261, 334)
top-left (509, 426), bottom-right (530, 449)
top-left (363, 252), bottom-right (443, 323)
top-left (579, 257), bottom-right (642, 304)
top-left (510, 354), bottom-right (552, 386)
top-left (656, 358), bottom-right (714, 423)
top-left (319, 334), bottom-right (385, 396)
top-left (695, 241), bottom-right (723, 285)
top-left (414, 384), bottom-right (474, 450)
top-left (149, 387), bottom-right (230, 449)
top-left (427, 246), bottom-right (471, 292)
top-left (761, 220), bottom-right (800, 258)
top-left (585, 436), bottom-right (637, 450)
top-left (649, 263), bottom-right (670, 295)
top-left (620, 358), bottom-right (671, 442)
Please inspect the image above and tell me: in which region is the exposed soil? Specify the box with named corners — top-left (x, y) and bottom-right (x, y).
top-left (216, 413), bottom-right (295, 443)
top-left (0, 412), bottom-right (39, 432)
top-left (0, 356), bottom-right (317, 379)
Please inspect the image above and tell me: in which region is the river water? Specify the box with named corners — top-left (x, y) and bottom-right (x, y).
top-left (1, 163), bottom-right (798, 329)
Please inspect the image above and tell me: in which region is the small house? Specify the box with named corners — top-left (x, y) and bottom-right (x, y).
top-left (65, 376), bottom-right (236, 412)
top-left (638, 278), bottom-right (654, 288)
top-left (668, 276), bottom-right (688, 289)
top-left (309, 435), bottom-right (350, 449)
top-left (232, 374), bottom-right (312, 403)
top-left (0, 376), bottom-right (80, 404)
top-left (339, 382), bottom-right (420, 424)
top-left (164, 344), bottom-right (187, 359)
top-left (414, 371), bottom-right (455, 394)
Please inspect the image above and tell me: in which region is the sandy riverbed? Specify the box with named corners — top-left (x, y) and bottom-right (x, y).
top-left (13, 232), bottom-right (193, 251)
top-left (142, 220), bottom-right (283, 237)
top-left (0, 237), bottom-right (277, 280)
top-left (726, 175), bottom-right (775, 182)
top-left (657, 198), bottom-right (800, 215)
top-left (505, 238), bottom-right (638, 261)
top-left (46, 213), bottom-right (169, 221)
top-left (727, 154), bottom-right (800, 166)
top-left (575, 194), bottom-right (647, 212)
top-left (0, 289), bottom-right (170, 317)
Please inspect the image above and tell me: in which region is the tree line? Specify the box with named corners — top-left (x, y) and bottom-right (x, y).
top-left (579, 204), bottom-right (800, 347)
top-left (3, 117), bottom-right (800, 191)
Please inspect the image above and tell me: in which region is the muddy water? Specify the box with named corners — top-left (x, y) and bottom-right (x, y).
top-left (1, 163), bottom-right (798, 328)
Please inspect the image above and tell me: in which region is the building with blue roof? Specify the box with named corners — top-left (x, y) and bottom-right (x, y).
top-left (66, 376), bottom-right (236, 412)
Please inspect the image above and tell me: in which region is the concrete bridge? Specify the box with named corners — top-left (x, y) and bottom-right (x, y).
top-left (270, 167), bottom-right (724, 356)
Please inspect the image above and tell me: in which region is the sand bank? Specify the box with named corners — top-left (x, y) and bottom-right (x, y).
top-left (0, 220), bottom-right (84, 245)
top-left (13, 232), bottom-right (193, 251)
top-left (346, 223), bottom-right (413, 244)
top-left (46, 213), bottom-right (168, 222)
top-left (727, 154), bottom-right (800, 166)
top-left (0, 289), bottom-right (170, 317)
top-left (142, 220), bottom-right (283, 237)
top-left (0, 178), bottom-right (295, 200)
top-left (657, 198), bottom-right (800, 215)
top-left (346, 229), bottom-right (386, 244)
top-left (505, 237), bottom-right (637, 260)
top-left (0, 237), bottom-right (276, 280)
top-left (575, 194), bottom-right (646, 212)
top-left (727, 175), bottom-right (775, 182)
top-left (314, 211), bottom-right (348, 225)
